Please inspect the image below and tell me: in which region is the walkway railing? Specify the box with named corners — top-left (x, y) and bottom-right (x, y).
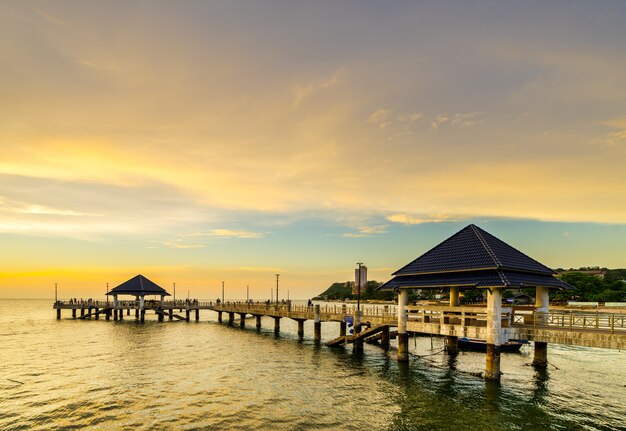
top-left (512, 309), bottom-right (626, 334)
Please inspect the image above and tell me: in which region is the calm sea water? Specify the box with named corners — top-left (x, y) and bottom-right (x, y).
top-left (1, 299), bottom-right (624, 431)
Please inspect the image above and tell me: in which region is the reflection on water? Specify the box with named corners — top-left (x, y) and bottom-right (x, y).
top-left (0, 299), bottom-right (624, 431)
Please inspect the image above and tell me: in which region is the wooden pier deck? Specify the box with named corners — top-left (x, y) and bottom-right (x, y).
top-left (53, 300), bottom-right (626, 350)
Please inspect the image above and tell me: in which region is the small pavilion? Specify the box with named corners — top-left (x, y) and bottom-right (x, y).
top-left (378, 224), bottom-right (572, 380)
top-left (106, 274), bottom-right (171, 322)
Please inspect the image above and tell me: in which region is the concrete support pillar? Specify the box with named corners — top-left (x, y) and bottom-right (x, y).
top-left (106, 309), bottom-right (110, 320)
top-left (240, 313), bottom-right (245, 328)
top-left (485, 288), bottom-right (503, 380)
top-left (195, 309), bottom-right (200, 322)
top-left (114, 308), bottom-right (118, 321)
top-left (218, 311), bottom-right (222, 323)
top-left (140, 310), bottom-right (145, 323)
top-left (186, 310), bottom-right (191, 322)
top-left (228, 312), bottom-right (234, 326)
top-left (127, 308), bottom-right (130, 316)
top-left (339, 321), bottom-right (346, 337)
top-left (450, 286), bottom-right (460, 306)
top-left (397, 288), bottom-right (409, 362)
top-left (256, 315), bottom-right (262, 330)
top-left (169, 308), bottom-right (173, 320)
top-left (158, 311), bottom-right (164, 322)
top-left (446, 336), bottom-right (459, 355)
top-left (314, 321), bottom-right (321, 343)
top-left (274, 317), bottom-right (281, 334)
top-left (486, 344), bottom-right (501, 381)
top-left (533, 341), bottom-right (548, 367)
top-left (297, 320), bottom-right (304, 339)
top-left (135, 309), bottom-right (139, 319)
top-left (80, 308), bottom-right (85, 317)
top-left (95, 308), bottom-right (99, 320)
top-left (381, 325), bottom-right (390, 350)
top-left (314, 304), bottom-right (321, 343)
top-left (56, 308), bottom-right (61, 320)
top-left (353, 310), bottom-right (364, 353)
top-left (72, 309), bottom-right (76, 319)
top-left (119, 308), bottom-right (123, 320)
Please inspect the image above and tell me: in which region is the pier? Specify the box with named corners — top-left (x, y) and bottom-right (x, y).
top-left (52, 224), bottom-right (626, 381)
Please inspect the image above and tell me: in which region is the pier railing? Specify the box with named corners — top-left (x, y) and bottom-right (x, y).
top-left (512, 309), bottom-right (626, 334)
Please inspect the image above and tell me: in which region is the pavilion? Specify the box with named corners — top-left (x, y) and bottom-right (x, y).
top-left (378, 224), bottom-right (572, 380)
top-left (106, 274), bottom-right (171, 322)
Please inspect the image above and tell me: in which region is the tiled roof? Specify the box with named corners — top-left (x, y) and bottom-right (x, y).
top-left (378, 269), bottom-right (572, 290)
top-left (379, 224), bottom-right (572, 291)
top-left (393, 224), bottom-right (554, 276)
top-left (106, 274), bottom-right (170, 296)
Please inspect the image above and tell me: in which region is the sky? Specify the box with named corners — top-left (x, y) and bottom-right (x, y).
top-left (1, 1), bottom-right (625, 299)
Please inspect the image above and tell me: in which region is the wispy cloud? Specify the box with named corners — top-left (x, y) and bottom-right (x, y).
top-left (367, 109), bottom-right (393, 128)
top-left (293, 68), bottom-right (344, 108)
top-left (386, 213), bottom-right (466, 225)
top-left (193, 229), bottom-right (265, 239)
top-left (342, 225), bottom-right (388, 238)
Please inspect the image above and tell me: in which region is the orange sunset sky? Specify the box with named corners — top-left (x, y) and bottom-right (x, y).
top-left (1, 1), bottom-right (625, 299)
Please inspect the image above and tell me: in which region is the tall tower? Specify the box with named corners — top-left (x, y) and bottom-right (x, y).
top-left (353, 265), bottom-right (367, 294)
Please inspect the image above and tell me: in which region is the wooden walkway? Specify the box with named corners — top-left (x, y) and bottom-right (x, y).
top-left (53, 300), bottom-right (626, 349)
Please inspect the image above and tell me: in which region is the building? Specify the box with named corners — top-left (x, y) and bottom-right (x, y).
top-left (353, 265), bottom-right (367, 294)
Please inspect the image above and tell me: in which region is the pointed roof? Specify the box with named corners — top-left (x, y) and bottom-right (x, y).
top-left (106, 274), bottom-right (171, 296)
top-left (393, 224), bottom-right (554, 276)
top-left (379, 224), bottom-right (572, 291)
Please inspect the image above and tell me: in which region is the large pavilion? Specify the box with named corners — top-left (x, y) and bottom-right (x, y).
top-left (378, 224), bottom-right (572, 380)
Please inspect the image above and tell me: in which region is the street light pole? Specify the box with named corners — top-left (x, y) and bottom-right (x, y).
top-left (275, 274), bottom-right (279, 303)
top-left (247, 285), bottom-right (249, 302)
top-left (173, 282), bottom-right (176, 302)
top-left (222, 281), bottom-right (225, 304)
top-left (55, 283), bottom-right (58, 303)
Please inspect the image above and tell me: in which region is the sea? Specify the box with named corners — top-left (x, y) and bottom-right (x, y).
top-left (1, 299), bottom-right (624, 431)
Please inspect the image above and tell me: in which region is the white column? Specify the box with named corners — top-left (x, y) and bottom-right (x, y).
top-left (140, 295), bottom-right (145, 310)
top-left (450, 286), bottom-right (460, 307)
top-left (113, 294), bottom-right (118, 309)
top-left (398, 288), bottom-right (409, 334)
top-left (486, 288), bottom-right (502, 346)
top-left (397, 288), bottom-right (409, 362)
top-left (535, 286), bottom-right (549, 313)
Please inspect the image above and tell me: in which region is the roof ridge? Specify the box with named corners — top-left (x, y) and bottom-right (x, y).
top-left (470, 224), bottom-right (503, 268)
top-left (496, 268), bottom-right (510, 286)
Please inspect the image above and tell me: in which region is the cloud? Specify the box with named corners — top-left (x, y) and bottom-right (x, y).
top-left (367, 109), bottom-right (393, 128)
top-left (292, 69), bottom-right (344, 108)
top-left (342, 225), bottom-right (388, 238)
top-left (386, 213), bottom-right (466, 225)
top-left (195, 229), bottom-right (265, 239)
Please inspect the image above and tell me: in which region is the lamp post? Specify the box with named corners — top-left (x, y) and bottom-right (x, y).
top-left (275, 274), bottom-right (279, 303)
top-left (247, 285), bottom-right (249, 302)
top-left (55, 283), bottom-right (58, 303)
top-left (222, 281), bottom-right (225, 304)
top-left (173, 282), bottom-right (176, 302)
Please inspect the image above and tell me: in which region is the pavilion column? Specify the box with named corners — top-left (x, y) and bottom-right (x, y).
top-left (485, 288), bottom-right (503, 381)
top-left (140, 296), bottom-right (145, 323)
top-left (255, 315), bottom-right (262, 330)
top-left (135, 296), bottom-right (140, 319)
top-left (446, 286), bottom-right (460, 355)
top-left (533, 286), bottom-right (550, 367)
top-left (397, 288), bottom-right (409, 362)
